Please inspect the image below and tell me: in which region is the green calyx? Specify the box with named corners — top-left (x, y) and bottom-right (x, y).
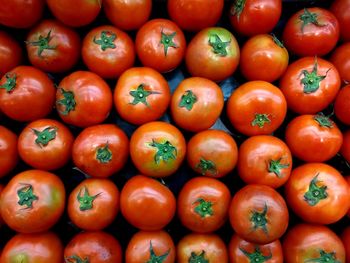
top-left (77, 186), bottom-right (101, 211)
top-left (26, 30), bottom-right (56, 57)
top-left (251, 113), bottom-right (271, 128)
top-left (305, 250), bottom-right (341, 263)
top-left (56, 88), bottom-right (76, 115)
top-left (65, 255), bottom-right (89, 263)
top-left (17, 184), bottom-right (38, 209)
top-left (193, 198), bottom-right (213, 218)
top-left (179, 90), bottom-right (197, 111)
top-left (314, 114), bottom-right (333, 128)
top-left (129, 84), bottom-right (159, 106)
top-left (0, 73), bottom-right (17, 93)
top-left (251, 203), bottom-right (268, 234)
top-left (96, 143), bottom-right (112, 163)
top-left (299, 8), bottom-right (325, 32)
top-left (196, 158), bottom-right (217, 176)
top-left (268, 158), bottom-right (290, 178)
top-left (145, 241), bottom-right (170, 263)
top-left (301, 58), bottom-right (330, 94)
top-left (32, 126), bottom-right (57, 147)
top-left (93, 31), bottom-right (116, 51)
top-left (230, 0), bottom-right (247, 20)
top-left (208, 34), bottom-right (231, 57)
top-left (239, 246), bottom-right (272, 263)
top-left (189, 251), bottom-right (209, 263)
top-left (271, 34), bottom-right (284, 48)
top-left (160, 31), bottom-right (177, 56)
top-left (150, 140), bottom-right (177, 164)
top-left (304, 174), bottom-right (328, 206)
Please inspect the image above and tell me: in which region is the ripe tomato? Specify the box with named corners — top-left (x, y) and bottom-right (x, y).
top-left (229, 0), bottom-right (282, 36)
top-left (26, 19), bottom-right (81, 73)
top-left (104, 0), bottom-right (152, 31)
top-left (114, 67), bottom-right (171, 125)
top-left (56, 71), bottom-right (113, 127)
top-left (341, 130), bottom-right (350, 164)
top-left (285, 163), bottom-right (350, 224)
top-left (346, 176), bottom-right (350, 217)
top-left (331, 0), bottom-right (350, 42)
top-left (229, 184), bottom-right (289, 244)
top-left (187, 130), bottom-right (238, 178)
top-left (0, 66), bottom-right (55, 122)
top-left (285, 114), bottom-right (343, 162)
top-left (0, 232), bottom-right (63, 263)
top-left (341, 227), bottom-right (350, 263)
top-left (229, 234), bottom-right (283, 263)
top-left (82, 25), bottom-right (135, 79)
top-left (283, 224), bottom-right (345, 263)
top-left (67, 178), bottom-right (119, 231)
top-left (177, 177), bottom-right (231, 233)
top-left (167, 0), bottom-right (224, 32)
top-left (0, 170), bottom-right (65, 233)
top-left (227, 81), bottom-right (287, 136)
top-left (238, 135), bottom-right (292, 188)
top-left (64, 231), bottom-right (122, 263)
top-left (120, 175), bottom-right (176, 231)
top-left (170, 77), bottom-right (224, 132)
top-left (279, 57), bottom-right (341, 114)
top-left (130, 122), bottom-right (186, 177)
top-left (185, 27), bottom-right (240, 82)
top-left (330, 42), bottom-right (350, 85)
top-left (177, 233), bottom-right (228, 263)
top-left (335, 85), bottom-right (350, 125)
top-left (125, 230), bottom-right (176, 263)
top-left (0, 126), bottom-right (18, 178)
top-left (0, 31), bottom-right (22, 77)
top-left (18, 119), bottom-right (74, 171)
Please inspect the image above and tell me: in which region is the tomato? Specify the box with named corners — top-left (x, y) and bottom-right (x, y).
top-left (18, 119), bottom-right (74, 171)
top-left (0, 170), bottom-right (65, 233)
top-left (341, 130), bottom-right (350, 164)
top-left (64, 231), bottom-right (122, 263)
top-left (185, 27), bottom-right (240, 82)
top-left (0, 0), bottom-right (44, 28)
top-left (279, 57), bottom-right (341, 114)
top-left (239, 34), bottom-right (289, 82)
top-left (82, 25), bottom-right (135, 79)
top-left (167, 0), bottom-right (224, 32)
top-left (346, 176), bottom-right (350, 218)
top-left (228, 234), bottom-right (283, 263)
top-left (130, 121), bottom-right (186, 177)
top-left (0, 31), bottom-right (22, 77)
top-left (331, 0), bottom-right (350, 42)
top-left (227, 81), bottom-right (287, 136)
top-left (68, 178), bottom-right (119, 231)
top-left (0, 232), bottom-right (63, 263)
top-left (229, 0), bottom-right (282, 37)
top-left (56, 71), bottom-right (113, 128)
top-left (170, 77), bottom-right (224, 132)
top-left (0, 126), bottom-right (18, 178)
top-left (187, 130), bottom-right (238, 178)
top-left (120, 175), bottom-right (176, 231)
top-left (283, 224), bottom-right (345, 263)
top-left (114, 67), bottom-right (171, 125)
top-left (285, 114), bottom-right (343, 163)
top-left (335, 85), bottom-right (350, 125)
top-left (125, 230), bottom-right (176, 263)
top-left (104, 0), bottom-right (152, 31)
top-left (285, 163), bottom-right (350, 225)
top-left (238, 135), bottom-right (292, 188)
top-left (330, 42), bottom-right (350, 85)
top-left (0, 184), bottom-right (3, 226)
top-left (135, 19), bottom-right (186, 73)
top-left (229, 184), bottom-right (289, 244)
top-left (177, 233), bottom-right (228, 263)
top-left (341, 227), bottom-right (350, 263)
top-left (0, 66), bottom-right (55, 122)
top-left (47, 0), bottom-right (102, 27)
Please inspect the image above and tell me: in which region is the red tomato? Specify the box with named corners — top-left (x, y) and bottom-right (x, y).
top-left (185, 27), bottom-right (240, 82)
top-left (279, 57), bottom-right (341, 114)
top-left (341, 130), bottom-right (350, 164)
top-left (330, 42), bottom-right (350, 85)
top-left (82, 25), bottom-right (135, 78)
top-left (335, 85), bottom-right (350, 125)
top-left (0, 31), bottom-right (22, 77)
top-left (227, 81), bottom-right (287, 136)
top-left (346, 176), bottom-right (350, 218)
top-left (341, 227), bottom-right (350, 263)
top-left (120, 175), bottom-right (176, 231)
top-left (0, 126), bottom-right (18, 178)
top-left (331, 0), bottom-right (350, 42)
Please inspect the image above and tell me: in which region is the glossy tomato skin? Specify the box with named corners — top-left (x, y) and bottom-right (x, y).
top-left (0, 126), bottom-right (18, 178)
top-left (187, 130), bottom-right (238, 178)
top-left (335, 85), bottom-right (350, 125)
top-left (82, 25), bottom-right (135, 79)
top-left (283, 224), bottom-right (345, 263)
top-left (331, 0), bottom-right (350, 42)
top-left (0, 66), bottom-right (55, 122)
top-left (285, 163), bottom-right (350, 224)
top-left (186, 27), bottom-right (240, 82)
top-left (229, 184), bottom-right (289, 244)
top-left (341, 130), bottom-right (350, 163)
top-left (130, 122), bottom-right (186, 177)
top-left (227, 81), bottom-right (287, 136)
top-left (341, 227), bottom-right (350, 263)
top-left (0, 232), bottom-right (63, 263)
top-left (280, 57), bottom-right (341, 114)
top-left (330, 42), bottom-right (350, 85)
top-left (282, 7), bottom-right (339, 56)
top-left (18, 119), bottom-right (74, 171)
top-left (56, 71), bottom-right (113, 127)
top-left (125, 230), bottom-right (176, 263)
top-left (238, 135), bottom-right (292, 188)
top-left (170, 77), bottom-right (224, 132)
top-left (114, 67), bottom-right (171, 125)
top-left (0, 170), bottom-right (65, 233)
top-left (0, 31), bottom-right (22, 77)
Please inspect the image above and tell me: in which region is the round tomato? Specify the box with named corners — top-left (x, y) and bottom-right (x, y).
top-left (120, 175), bottom-right (176, 231)
top-left (346, 176), bottom-right (350, 217)
top-left (130, 121), bottom-right (186, 177)
top-left (341, 227), bottom-right (350, 263)
top-left (125, 230), bottom-right (176, 263)
top-left (330, 42), bottom-right (350, 85)
top-left (185, 27), bottom-right (240, 82)
top-left (0, 31), bottom-right (22, 77)
top-left (279, 57), bottom-right (341, 114)
top-left (0, 170), bottom-right (65, 233)
top-left (187, 130), bottom-right (238, 178)
top-left (170, 77), bottom-right (224, 132)
top-left (227, 81), bottom-right (287, 136)
top-left (114, 67), bottom-right (171, 125)
top-left (335, 85), bottom-right (350, 125)
top-left (0, 66), bottom-right (55, 122)
top-left (229, 184), bottom-right (289, 244)
top-left (56, 71), bottom-right (113, 127)
top-left (0, 126), bottom-right (18, 178)
top-left (238, 135), bottom-right (292, 188)
top-left (82, 25), bottom-right (135, 79)
top-left (331, 0), bottom-right (350, 42)
top-left (341, 130), bottom-right (350, 164)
